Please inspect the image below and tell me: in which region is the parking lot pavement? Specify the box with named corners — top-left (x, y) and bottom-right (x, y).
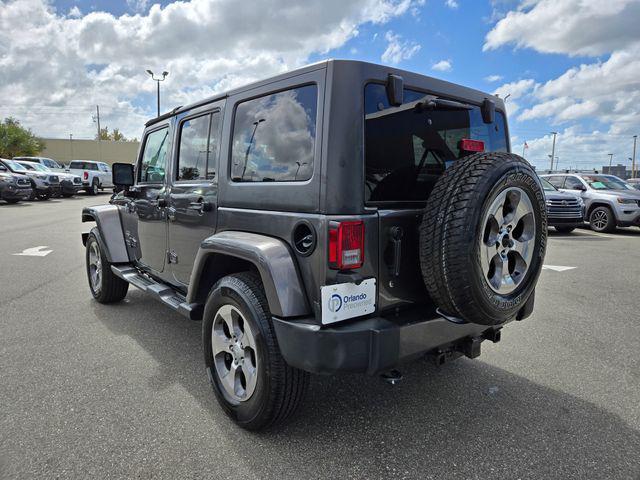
top-left (1, 198), bottom-right (639, 480)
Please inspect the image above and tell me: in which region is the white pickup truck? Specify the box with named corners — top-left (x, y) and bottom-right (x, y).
top-left (67, 160), bottom-right (113, 195)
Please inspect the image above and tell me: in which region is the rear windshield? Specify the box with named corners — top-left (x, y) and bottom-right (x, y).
top-left (364, 83), bottom-right (508, 203)
top-left (70, 161), bottom-right (98, 170)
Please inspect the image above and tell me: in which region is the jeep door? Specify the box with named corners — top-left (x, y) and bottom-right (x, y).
top-left (167, 103), bottom-right (223, 286)
top-left (132, 122), bottom-right (172, 273)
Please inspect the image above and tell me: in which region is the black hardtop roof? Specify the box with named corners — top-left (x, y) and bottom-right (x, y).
top-left (145, 59), bottom-right (502, 128)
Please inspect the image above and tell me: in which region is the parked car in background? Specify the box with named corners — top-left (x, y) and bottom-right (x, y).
top-left (542, 173), bottom-right (640, 232)
top-left (627, 178), bottom-right (640, 190)
top-left (0, 158), bottom-right (60, 200)
top-left (13, 156), bottom-right (66, 172)
top-left (0, 162), bottom-right (32, 203)
top-left (541, 178), bottom-right (584, 233)
top-left (16, 161), bottom-right (82, 197)
top-left (67, 160), bottom-right (113, 195)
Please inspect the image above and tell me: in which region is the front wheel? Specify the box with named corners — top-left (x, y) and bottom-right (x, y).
top-left (203, 272), bottom-right (309, 431)
top-left (85, 231), bottom-right (129, 303)
top-left (589, 206), bottom-right (616, 233)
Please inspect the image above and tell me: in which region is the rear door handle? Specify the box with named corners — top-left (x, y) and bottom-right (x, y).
top-left (189, 200), bottom-right (212, 213)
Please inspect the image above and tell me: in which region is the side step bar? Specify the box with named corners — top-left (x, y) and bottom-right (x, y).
top-left (111, 265), bottom-right (203, 320)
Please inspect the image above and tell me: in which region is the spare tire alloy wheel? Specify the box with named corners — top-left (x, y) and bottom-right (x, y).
top-left (211, 304), bottom-right (259, 402)
top-left (480, 187), bottom-right (535, 294)
top-left (420, 152), bottom-right (547, 326)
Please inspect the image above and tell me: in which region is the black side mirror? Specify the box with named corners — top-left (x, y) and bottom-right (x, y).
top-left (386, 74), bottom-right (404, 107)
top-left (481, 98), bottom-right (495, 124)
top-left (112, 162), bottom-right (134, 188)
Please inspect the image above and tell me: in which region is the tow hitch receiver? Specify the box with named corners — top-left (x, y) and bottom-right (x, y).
top-left (457, 336), bottom-right (482, 359)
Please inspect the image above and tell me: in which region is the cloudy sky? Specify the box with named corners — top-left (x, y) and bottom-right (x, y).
top-left (1, 0), bottom-right (639, 170)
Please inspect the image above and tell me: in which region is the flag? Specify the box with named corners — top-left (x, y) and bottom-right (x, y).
top-left (524, 141), bottom-right (529, 149)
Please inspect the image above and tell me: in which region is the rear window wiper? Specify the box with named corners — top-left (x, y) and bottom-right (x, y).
top-left (414, 96), bottom-right (473, 112)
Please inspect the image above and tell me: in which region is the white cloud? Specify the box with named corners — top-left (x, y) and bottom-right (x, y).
top-left (381, 31), bottom-right (421, 64)
top-left (445, 0), bottom-right (459, 9)
top-left (126, 0), bottom-right (150, 13)
top-left (493, 78), bottom-right (536, 117)
top-left (431, 59), bottom-right (452, 72)
top-left (484, 0), bottom-right (640, 56)
top-left (0, 0), bottom-right (421, 139)
top-left (485, 74), bottom-right (503, 82)
top-left (68, 6), bottom-right (82, 18)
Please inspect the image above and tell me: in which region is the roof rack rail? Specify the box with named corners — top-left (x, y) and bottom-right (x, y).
top-left (145, 106), bottom-right (183, 127)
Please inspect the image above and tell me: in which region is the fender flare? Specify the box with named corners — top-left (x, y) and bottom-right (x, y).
top-left (81, 205), bottom-right (129, 263)
top-left (188, 231), bottom-right (310, 318)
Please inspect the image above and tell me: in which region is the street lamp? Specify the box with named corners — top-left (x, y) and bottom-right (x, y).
top-left (549, 131), bottom-right (558, 171)
top-left (608, 153), bottom-right (614, 170)
top-left (146, 69), bottom-right (169, 117)
top-left (241, 118), bottom-right (265, 180)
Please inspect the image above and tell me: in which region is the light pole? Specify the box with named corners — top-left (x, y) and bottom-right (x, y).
top-left (608, 153), bottom-right (614, 171)
top-left (242, 119), bottom-right (265, 180)
top-left (146, 70), bottom-right (169, 117)
top-left (549, 131), bottom-right (557, 171)
top-left (632, 135), bottom-right (637, 178)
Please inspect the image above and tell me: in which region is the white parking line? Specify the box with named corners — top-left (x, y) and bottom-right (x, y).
top-left (542, 265), bottom-right (576, 272)
top-left (13, 246), bottom-right (53, 257)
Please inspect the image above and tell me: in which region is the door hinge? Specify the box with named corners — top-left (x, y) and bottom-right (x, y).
top-left (167, 249), bottom-right (178, 264)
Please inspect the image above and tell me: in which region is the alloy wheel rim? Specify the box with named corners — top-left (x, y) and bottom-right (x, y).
top-left (592, 210), bottom-right (607, 230)
top-left (480, 187), bottom-right (536, 295)
top-left (211, 304), bottom-right (259, 402)
top-left (88, 242), bottom-right (102, 293)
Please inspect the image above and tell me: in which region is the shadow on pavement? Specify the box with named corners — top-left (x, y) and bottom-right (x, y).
top-left (93, 292), bottom-right (640, 480)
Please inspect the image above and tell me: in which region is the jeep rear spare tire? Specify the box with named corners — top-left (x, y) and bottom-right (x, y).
top-left (419, 152), bottom-right (547, 325)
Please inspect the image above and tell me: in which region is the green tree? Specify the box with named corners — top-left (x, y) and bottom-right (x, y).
top-left (0, 117), bottom-right (45, 158)
top-left (96, 126), bottom-right (136, 142)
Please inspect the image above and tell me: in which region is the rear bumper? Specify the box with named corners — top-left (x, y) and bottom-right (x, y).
top-left (272, 306), bottom-right (507, 375)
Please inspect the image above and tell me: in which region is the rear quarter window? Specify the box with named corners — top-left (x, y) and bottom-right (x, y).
top-left (230, 84), bottom-right (317, 182)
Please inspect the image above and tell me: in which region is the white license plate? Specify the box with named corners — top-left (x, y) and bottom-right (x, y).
top-left (321, 278), bottom-right (376, 325)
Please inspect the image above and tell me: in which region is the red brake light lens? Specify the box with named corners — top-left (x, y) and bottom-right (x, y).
top-left (83, 171), bottom-right (89, 180)
top-left (328, 221), bottom-right (364, 270)
top-left (459, 138), bottom-right (485, 152)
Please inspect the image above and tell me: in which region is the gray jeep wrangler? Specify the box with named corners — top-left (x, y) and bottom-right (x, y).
top-left (82, 60), bottom-right (547, 430)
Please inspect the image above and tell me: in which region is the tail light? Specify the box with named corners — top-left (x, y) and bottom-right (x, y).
top-left (83, 171), bottom-right (89, 180)
top-left (459, 138), bottom-right (485, 152)
top-left (328, 221), bottom-right (364, 270)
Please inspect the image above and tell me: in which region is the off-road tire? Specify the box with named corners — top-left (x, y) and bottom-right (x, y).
top-left (85, 230), bottom-right (129, 303)
top-left (419, 152), bottom-right (547, 325)
top-left (555, 226), bottom-right (575, 234)
top-left (589, 206), bottom-right (616, 233)
top-left (203, 272), bottom-right (309, 431)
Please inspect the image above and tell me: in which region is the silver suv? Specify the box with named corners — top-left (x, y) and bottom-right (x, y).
top-left (542, 173), bottom-right (640, 232)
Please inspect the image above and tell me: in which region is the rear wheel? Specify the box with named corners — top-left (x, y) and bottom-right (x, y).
top-left (555, 226), bottom-right (575, 233)
top-left (589, 206), bottom-right (615, 233)
top-left (420, 152), bottom-right (547, 325)
top-left (203, 272), bottom-right (309, 430)
top-left (85, 231), bottom-right (129, 303)
top-left (87, 179), bottom-right (99, 196)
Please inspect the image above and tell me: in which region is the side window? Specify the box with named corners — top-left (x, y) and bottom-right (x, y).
top-left (564, 177), bottom-right (584, 190)
top-left (176, 112), bottom-right (220, 181)
top-left (98, 163), bottom-right (109, 172)
top-left (546, 176), bottom-right (565, 188)
top-left (44, 159), bottom-right (55, 168)
top-left (230, 84), bottom-right (317, 182)
top-left (139, 127), bottom-right (169, 183)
